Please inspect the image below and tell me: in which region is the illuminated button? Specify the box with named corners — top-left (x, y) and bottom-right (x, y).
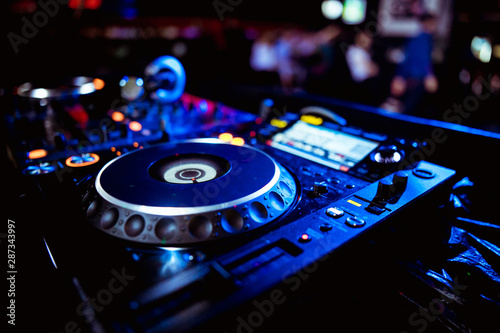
top-left (65, 153), bottom-right (100, 167)
top-left (300, 115), bottom-right (323, 126)
top-left (111, 111), bottom-right (125, 122)
top-left (345, 216), bottom-right (366, 228)
top-left (340, 165), bottom-right (350, 172)
top-left (298, 233), bottom-right (312, 243)
top-left (218, 132), bottom-right (233, 142)
top-left (28, 149), bottom-right (48, 159)
top-left (93, 78), bottom-right (105, 90)
top-left (326, 207), bottom-right (344, 218)
top-left (129, 121), bottom-right (142, 132)
top-left (270, 118), bottom-right (288, 128)
top-left (23, 163), bottom-right (55, 175)
top-left (347, 199), bottom-right (362, 207)
top-left (230, 137), bottom-right (245, 146)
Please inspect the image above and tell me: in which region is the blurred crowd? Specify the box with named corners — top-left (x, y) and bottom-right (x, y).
top-left (249, 15), bottom-right (441, 116)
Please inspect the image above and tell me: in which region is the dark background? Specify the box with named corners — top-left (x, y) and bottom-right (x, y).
top-left (2, 2), bottom-right (500, 333)
top-left (2, 0), bottom-right (500, 133)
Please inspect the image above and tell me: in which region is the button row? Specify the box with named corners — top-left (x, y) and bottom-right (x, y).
top-left (326, 206), bottom-right (366, 228)
top-left (297, 206), bottom-right (368, 243)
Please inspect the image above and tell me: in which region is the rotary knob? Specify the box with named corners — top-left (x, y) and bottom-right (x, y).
top-left (375, 178), bottom-right (394, 202)
top-left (392, 171), bottom-right (408, 194)
top-left (372, 145), bottom-right (403, 164)
top-left (309, 182), bottom-right (328, 198)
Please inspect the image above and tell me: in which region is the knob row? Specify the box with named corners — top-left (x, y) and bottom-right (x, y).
top-left (81, 165), bottom-right (297, 245)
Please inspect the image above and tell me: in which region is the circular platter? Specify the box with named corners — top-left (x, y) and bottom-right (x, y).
top-left (82, 139), bottom-right (298, 246)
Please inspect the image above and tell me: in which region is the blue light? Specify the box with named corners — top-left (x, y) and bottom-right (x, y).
top-left (119, 76), bottom-right (128, 87)
top-left (43, 238), bottom-right (58, 269)
top-left (199, 100), bottom-right (208, 113)
top-left (157, 89), bottom-right (168, 99)
top-left (136, 78), bottom-right (144, 87)
top-left (263, 98), bottom-right (274, 107)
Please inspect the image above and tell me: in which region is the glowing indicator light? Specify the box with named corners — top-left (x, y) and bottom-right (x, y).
top-left (340, 165), bottom-right (350, 172)
top-left (93, 78), bottom-right (105, 90)
top-left (136, 78), bottom-right (144, 87)
top-left (322, 0), bottom-right (343, 20)
top-left (119, 76), bottom-right (128, 87)
top-left (230, 137), bottom-right (245, 146)
top-left (270, 119), bottom-right (288, 128)
top-left (255, 117), bottom-right (263, 125)
top-left (300, 115), bottom-right (323, 126)
top-left (129, 121), bottom-right (142, 132)
top-left (111, 147), bottom-right (116, 152)
top-left (471, 37), bottom-right (492, 63)
top-left (111, 111), bottom-right (125, 122)
top-left (28, 149), bottom-right (48, 159)
top-left (116, 151), bottom-right (122, 156)
top-left (133, 142), bottom-right (139, 148)
top-left (65, 153), bottom-right (100, 168)
top-left (298, 233), bottom-right (312, 243)
top-left (347, 199), bottom-right (362, 207)
top-left (250, 131), bottom-right (256, 137)
top-left (156, 89), bottom-right (168, 99)
top-left (199, 100), bottom-right (208, 113)
top-left (263, 98), bottom-right (274, 107)
top-left (218, 132), bottom-right (233, 142)
top-left (342, 0), bottom-right (366, 25)
top-left (32, 88), bottom-right (49, 99)
top-left (326, 207), bottom-right (344, 218)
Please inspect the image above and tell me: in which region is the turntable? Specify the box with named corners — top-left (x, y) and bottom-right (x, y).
top-left (5, 56), bottom-right (458, 333)
top-left (24, 116), bottom-right (454, 333)
top-left (84, 139), bottom-right (297, 246)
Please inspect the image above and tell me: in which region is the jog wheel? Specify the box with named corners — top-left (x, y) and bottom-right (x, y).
top-left (82, 139), bottom-right (298, 246)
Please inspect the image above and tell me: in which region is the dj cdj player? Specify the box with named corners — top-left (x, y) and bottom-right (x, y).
top-left (4, 57), bottom-right (458, 333)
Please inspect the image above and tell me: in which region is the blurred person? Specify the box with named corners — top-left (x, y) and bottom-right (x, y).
top-left (275, 29), bottom-right (314, 91)
top-left (270, 25), bottom-right (344, 93)
top-left (389, 13), bottom-right (439, 115)
top-left (249, 30), bottom-right (281, 86)
top-left (346, 30), bottom-right (379, 83)
top-left (345, 30), bottom-right (385, 105)
top-left (275, 30), bottom-right (296, 90)
top-left (305, 24), bottom-right (342, 82)
top-left (250, 30), bottom-right (279, 73)
top-left (287, 24), bottom-right (345, 95)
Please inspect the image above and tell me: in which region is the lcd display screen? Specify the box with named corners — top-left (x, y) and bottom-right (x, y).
top-left (268, 120), bottom-right (379, 172)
